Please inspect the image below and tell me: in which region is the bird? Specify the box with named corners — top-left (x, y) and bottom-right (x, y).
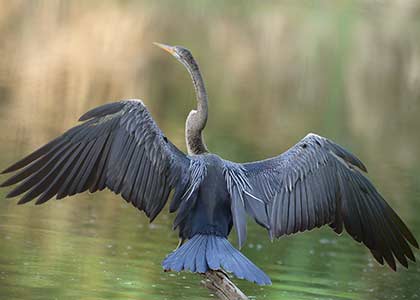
top-left (1, 42), bottom-right (418, 286)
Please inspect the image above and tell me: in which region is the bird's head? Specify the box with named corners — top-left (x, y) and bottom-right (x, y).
top-left (153, 42), bottom-right (196, 69)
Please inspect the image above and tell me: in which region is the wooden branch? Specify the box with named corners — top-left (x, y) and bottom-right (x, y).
top-left (201, 270), bottom-right (248, 300)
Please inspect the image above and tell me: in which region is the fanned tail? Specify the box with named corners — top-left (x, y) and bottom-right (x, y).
top-left (162, 234), bottom-right (271, 285)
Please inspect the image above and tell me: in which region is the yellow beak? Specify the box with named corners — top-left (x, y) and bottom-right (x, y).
top-left (153, 42), bottom-right (175, 55)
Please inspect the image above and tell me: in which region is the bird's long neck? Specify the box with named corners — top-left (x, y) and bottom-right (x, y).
top-left (184, 59), bottom-right (209, 155)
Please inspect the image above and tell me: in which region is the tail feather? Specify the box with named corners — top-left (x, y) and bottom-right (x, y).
top-left (162, 234), bottom-right (271, 285)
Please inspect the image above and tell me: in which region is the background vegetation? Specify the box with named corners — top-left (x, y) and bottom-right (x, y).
top-left (0, 1), bottom-right (419, 299)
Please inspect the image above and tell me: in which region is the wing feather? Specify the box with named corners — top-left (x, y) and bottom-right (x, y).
top-left (7, 142), bottom-right (73, 199)
top-left (224, 133), bottom-right (418, 270)
top-left (1, 100), bottom-right (191, 222)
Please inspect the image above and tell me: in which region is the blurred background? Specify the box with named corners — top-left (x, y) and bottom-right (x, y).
top-left (0, 1), bottom-right (420, 299)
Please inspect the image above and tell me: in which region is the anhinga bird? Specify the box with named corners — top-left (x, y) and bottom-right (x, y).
top-left (1, 43), bottom-right (418, 285)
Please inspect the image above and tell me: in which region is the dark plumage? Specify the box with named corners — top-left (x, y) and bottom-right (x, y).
top-left (1, 43), bottom-right (418, 285)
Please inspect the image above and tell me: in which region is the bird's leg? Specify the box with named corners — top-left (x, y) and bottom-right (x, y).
top-left (175, 237), bottom-right (185, 250)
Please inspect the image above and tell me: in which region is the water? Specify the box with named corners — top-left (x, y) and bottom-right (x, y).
top-left (1, 1), bottom-right (420, 299)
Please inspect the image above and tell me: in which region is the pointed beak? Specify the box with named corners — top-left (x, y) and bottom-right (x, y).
top-left (153, 42), bottom-right (175, 55)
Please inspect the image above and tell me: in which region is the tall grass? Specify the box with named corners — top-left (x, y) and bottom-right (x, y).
top-left (0, 0), bottom-right (419, 173)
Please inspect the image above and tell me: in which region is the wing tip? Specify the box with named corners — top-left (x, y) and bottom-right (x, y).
top-left (385, 255), bottom-right (397, 271)
top-left (1, 165), bottom-right (16, 174)
top-left (6, 189), bottom-right (20, 199)
top-left (410, 238), bottom-right (419, 249)
top-left (35, 199), bottom-right (46, 205)
top-left (78, 101), bottom-right (127, 122)
top-left (407, 253), bottom-right (416, 263)
top-left (149, 212), bottom-right (158, 223)
top-left (17, 197), bottom-right (31, 205)
top-left (390, 265), bottom-right (397, 272)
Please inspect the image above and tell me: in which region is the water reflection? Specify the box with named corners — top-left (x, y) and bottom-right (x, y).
top-left (1, 1), bottom-right (420, 299)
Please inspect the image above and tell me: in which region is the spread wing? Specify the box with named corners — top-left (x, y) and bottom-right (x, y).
top-left (1, 100), bottom-right (191, 221)
top-left (225, 133), bottom-right (418, 270)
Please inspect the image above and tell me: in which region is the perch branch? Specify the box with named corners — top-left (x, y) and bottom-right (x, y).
top-left (201, 270), bottom-right (248, 300)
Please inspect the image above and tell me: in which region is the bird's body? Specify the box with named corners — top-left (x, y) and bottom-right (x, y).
top-left (0, 43), bottom-right (418, 286)
top-left (178, 154), bottom-right (232, 239)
